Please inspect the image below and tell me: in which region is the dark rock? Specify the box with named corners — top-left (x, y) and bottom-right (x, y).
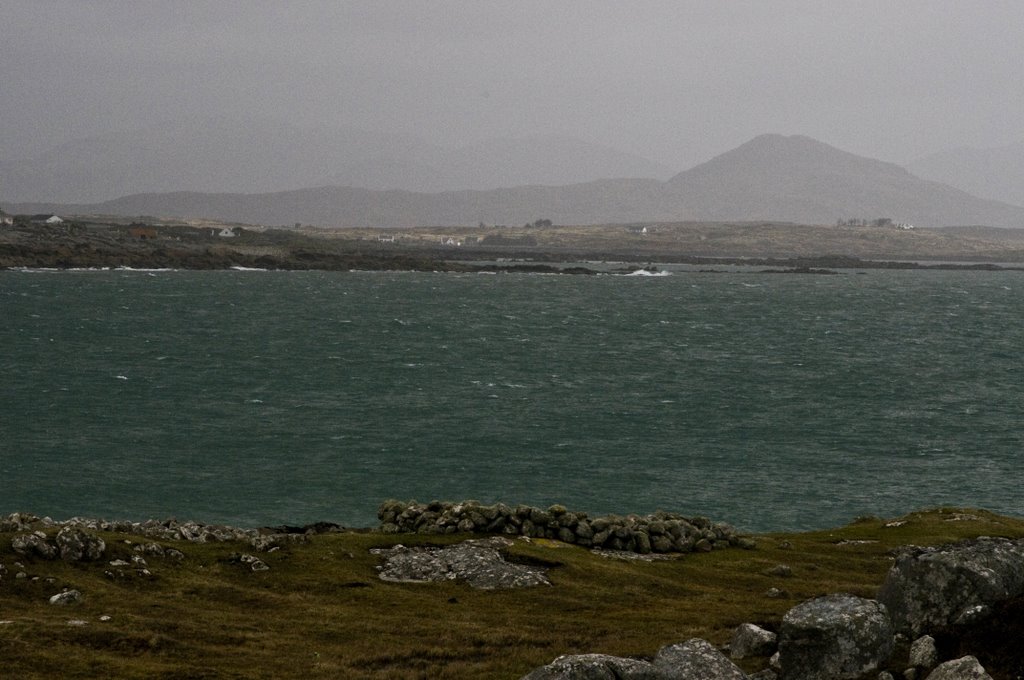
top-left (778, 593), bottom-right (893, 680)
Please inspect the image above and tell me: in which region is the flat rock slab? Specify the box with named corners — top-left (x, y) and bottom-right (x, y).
top-left (371, 537), bottom-right (551, 589)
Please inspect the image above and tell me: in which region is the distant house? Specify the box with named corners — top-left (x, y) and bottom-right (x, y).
top-left (440, 237), bottom-right (462, 247)
top-left (30, 214), bottom-right (64, 225)
top-left (896, 222), bottom-right (916, 230)
top-left (377, 234), bottom-right (397, 243)
top-left (212, 227), bottom-right (238, 238)
top-left (0, 210), bottom-right (13, 226)
top-left (628, 226), bottom-right (649, 234)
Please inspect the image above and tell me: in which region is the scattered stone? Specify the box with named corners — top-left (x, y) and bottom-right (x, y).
top-left (49, 590), bottom-right (83, 606)
top-left (764, 564), bottom-right (792, 578)
top-left (777, 593), bottom-right (893, 680)
top-left (65, 620), bottom-right (88, 627)
top-left (908, 635), bottom-right (938, 671)
top-left (373, 537), bottom-right (550, 589)
top-left (652, 638), bottom-right (747, 680)
top-left (764, 588), bottom-right (789, 599)
top-left (231, 553), bottom-right (270, 572)
top-left (99, 615), bottom-right (112, 622)
top-left (877, 537), bottom-right (1024, 636)
top-left (878, 673), bottom-right (896, 680)
top-left (923, 656), bottom-right (993, 680)
top-left (519, 653), bottom-right (659, 679)
top-left (885, 521), bottom-right (907, 528)
top-left (109, 559), bottom-right (130, 567)
top-left (730, 623), bottom-right (777, 659)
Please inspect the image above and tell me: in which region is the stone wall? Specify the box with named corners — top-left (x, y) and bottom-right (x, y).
top-left (377, 500), bottom-right (751, 554)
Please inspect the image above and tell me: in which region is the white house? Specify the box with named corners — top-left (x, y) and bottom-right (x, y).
top-left (0, 210), bottom-right (13, 226)
top-left (212, 227), bottom-right (238, 237)
top-left (30, 214), bottom-right (64, 225)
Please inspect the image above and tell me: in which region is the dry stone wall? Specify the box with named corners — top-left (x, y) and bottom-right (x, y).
top-left (378, 499), bottom-right (751, 554)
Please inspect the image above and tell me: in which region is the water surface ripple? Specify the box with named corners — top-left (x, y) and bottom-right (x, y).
top-left (2, 269), bottom-right (1022, 531)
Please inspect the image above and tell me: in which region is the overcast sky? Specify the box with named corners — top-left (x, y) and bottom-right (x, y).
top-left (4, 1), bottom-right (1024, 170)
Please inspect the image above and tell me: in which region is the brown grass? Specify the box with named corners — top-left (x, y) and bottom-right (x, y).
top-left (3, 507), bottom-right (1023, 679)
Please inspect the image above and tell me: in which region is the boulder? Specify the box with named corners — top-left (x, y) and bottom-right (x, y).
top-left (11, 532), bottom-right (58, 559)
top-left (520, 653), bottom-right (659, 679)
top-left (777, 593), bottom-right (893, 680)
top-left (730, 623), bottom-right (777, 659)
top-left (923, 656), bottom-right (993, 680)
top-left (877, 537), bottom-right (1024, 636)
top-left (48, 590), bottom-right (82, 606)
top-left (372, 537), bottom-right (550, 589)
top-left (908, 635), bottom-right (938, 671)
top-left (652, 638), bottom-right (748, 679)
top-left (55, 527), bottom-right (105, 562)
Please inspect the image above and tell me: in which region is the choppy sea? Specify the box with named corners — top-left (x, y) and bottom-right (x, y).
top-left (2, 266), bottom-right (1022, 532)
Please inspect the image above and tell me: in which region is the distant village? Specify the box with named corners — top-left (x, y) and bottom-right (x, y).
top-left (836, 217), bottom-right (915, 229)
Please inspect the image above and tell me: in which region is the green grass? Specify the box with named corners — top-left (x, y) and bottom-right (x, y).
top-left (2, 507), bottom-right (1023, 679)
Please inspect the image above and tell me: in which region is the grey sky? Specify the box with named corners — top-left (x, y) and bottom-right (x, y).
top-left (3, 1), bottom-right (1023, 169)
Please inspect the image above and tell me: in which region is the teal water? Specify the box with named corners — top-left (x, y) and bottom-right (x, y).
top-left (2, 268), bottom-right (1022, 532)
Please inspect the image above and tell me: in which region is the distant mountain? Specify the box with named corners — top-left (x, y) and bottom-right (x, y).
top-left (8, 134), bottom-right (1024, 228)
top-left (907, 140), bottom-right (1024, 207)
top-left (0, 117), bottom-right (671, 202)
top-left (665, 134), bottom-right (1024, 227)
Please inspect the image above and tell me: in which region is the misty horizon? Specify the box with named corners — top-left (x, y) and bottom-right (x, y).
top-left (4, 2), bottom-right (1024, 167)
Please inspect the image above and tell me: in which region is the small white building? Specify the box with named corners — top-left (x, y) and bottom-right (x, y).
top-left (30, 214), bottom-right (64, 225)
top-left (0, 210), bottom-right (13, 226)
top-left (212, 227), bottom-right (238, 238)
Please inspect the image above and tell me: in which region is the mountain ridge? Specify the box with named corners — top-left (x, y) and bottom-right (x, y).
top-left (6, 134), bottom-right (1024, 229)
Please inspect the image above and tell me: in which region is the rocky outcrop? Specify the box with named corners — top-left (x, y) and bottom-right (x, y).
top-left (55, 527), bottom-right (106, 562)
top-left (877, 536), bottom-right (1024, 636)
top-left (652, 639), bottom-right (747, 679)
top-left (371, 537), bottom-right (550, 590)
top-left (520, 653), bottom-right (659, 679)
top-left (777, 593), bottom-right (893, 679)
top-left (924, 656), bottom-right (993, 680)
top-left (378, 500), bottom-right (748, 555)
top-left (1, 512), bottom-right (311, 549)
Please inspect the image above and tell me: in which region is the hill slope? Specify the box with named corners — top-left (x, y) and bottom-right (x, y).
top-left (0, 117), bottom-right (671, 203)
top-left (907, 140), bottom-right (1024, 207)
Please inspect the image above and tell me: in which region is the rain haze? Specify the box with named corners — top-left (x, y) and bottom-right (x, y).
top-left (3, 1), bottom-right (1024, 205)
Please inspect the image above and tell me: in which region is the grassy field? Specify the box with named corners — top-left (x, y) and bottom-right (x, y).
top-left (2, 508), bottom-right (1023, 679)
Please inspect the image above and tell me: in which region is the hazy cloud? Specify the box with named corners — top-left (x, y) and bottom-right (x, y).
top-left (3, 1), bottom-right (1023, 167)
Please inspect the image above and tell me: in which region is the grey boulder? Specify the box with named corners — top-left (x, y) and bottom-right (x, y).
top-left (520, 654), bottom-right (659, 679)
top-left (653, 638), bottom-right (748, 679)
top-left (877, 537), bottom-right (1024, 636)
top-left (924, 656), bottom-right (993, 680)
top-left (777, 593), bottom-right (893, 680)
top-left (730, 623), bottom-right (777, 659)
